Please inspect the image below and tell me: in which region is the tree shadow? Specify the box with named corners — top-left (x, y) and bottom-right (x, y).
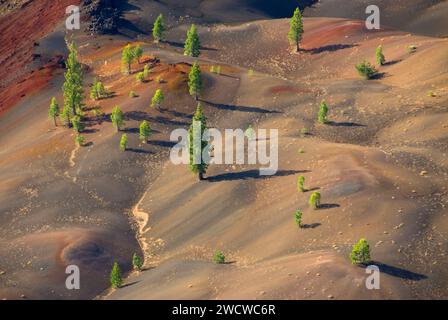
top-left (125, 111), bottom-right (189, 126)
top-left (371, 72), bottom-right (387, 80)
top-left (223, 261), bottom-right (237, 265)
top-left (304, 187), bottom-right (320, 193)
top-left (363, 262), bottom-right (427, 281)
top-left (303, 44), bottom-right (358, 54)
top-left (207, 169), bottom-right (308, 182)
top-left (327, 121), bottom-right (366, 127)
top-left (148, 140), bottom-right (177, 148)
top-left (318, 203), bottom-right (340, 210)
top-left (202, 100), bottom-right (281, 114)
top-left (127, 148), bottom-right (152, 154)
top-left (383, 59), bottom-right (402, 66)
top-left (120, 280), bottom-right (141, 288)
top-left (164, 40), bottom-right (218, 51)
top-left (302, 223), bottom-right (321, 229)
top-left (123, 127), bottom-right (140, 134)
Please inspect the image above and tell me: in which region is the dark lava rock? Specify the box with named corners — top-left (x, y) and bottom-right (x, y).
top-left (82, 0), bottom-right (121, 34)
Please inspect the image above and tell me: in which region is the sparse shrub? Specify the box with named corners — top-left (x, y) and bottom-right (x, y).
top-left (355, 60), bottom-right (378, 79)
top-left (300, 127), bottom-right (309, 137)
top-left (155, 75), bottom-right (163, 84)
top-left (213, 250), bottom-right (225, 264)
top-left (151, 89), bottom-right (164, 109)
top-left (90, 79), bottom-right (109, 100)
top-left (297, 175), bottom-right (305, 192)
top-left (132, 253), bottom-right (143, 271)
top-left (210, 66), bottom-right (216, 73)
top-left (48, 97), bottom-right (60, 126)
top-left (244, 125), bottom-right (255, 140)
top-left (71, 115), bottom-right (84, 133)
top-left (376, 45), bottom-right (385, 66)
top-left (136, 72), bottom-right (145, 83)
top-left (350, 238), bottom-right (371, 265)
top-left (122, 44), bottom-right (134, 75)
top-left (309, 192), bottom-right (321, 209)
top-left (407, 45), bottom-right (417, 54)
top-left (133, 44), bottom-right (143, 64)
top-left (298, 148), bottom-right (305, 154)
top-left (248, 69), bottom-right (254, 77)
top-left (216, 66), bottom-right (221, 75)
top-left (139, 120), bottom-right (152, 142)
top-left (143, 64), bottom-right (150, 78)
top-left (111, 106), bottom-right (124, 132)
top-left (294, 209), bottom-right (303, 228)
top-left (110, 262), bottom-right (122, 289)
top-left (129, 91), bottom-right (137, 98)
top-left (427, 90), bottom-right (435, 97)
top-left (184, 24), bottom-right (200, 57)
top-left (120, 133), bottom-right (128, 152)
top-left (318, 100), bottom-right (329, 124)
top-left (92, 108), bottom-right (105, 121)
top-left (75, 134), bottom-right (85, 146)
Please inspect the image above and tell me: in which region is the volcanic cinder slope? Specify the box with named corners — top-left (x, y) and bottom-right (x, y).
top-left (0, 0), bottom-right (447, 300)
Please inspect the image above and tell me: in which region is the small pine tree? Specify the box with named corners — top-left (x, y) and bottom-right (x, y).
top-left (129, 90), bottom-right (137, 98)
top-left (90, 79), bottom-right (99, 100)
top-left (188, 62), bottom-right (202, 101)
top-left (63, 42), bottom-right (84, 117)
top-left (136, 72), bottom-right (145, 83)
top-left (120, 133), bottom-right (128, 152)
top-left (294, 209), bottom-right (303, 228)
top-left (151, 89), bottom-right (164, 109)
top-left (213, 250), bottom-right (225, 264)
top-left (75, 134), bottom-right (85, 146)
top-left (318, 100), bottom-right (329, 124)
top-left (355, 60), bottom-right (378, 79)
top-left (152, 14), bottom-right (165, 43)
top-left (297, 175), bottom-right (305, 192)
top-left (132, 253), bottom-right (143, 271)
top-left (111, 106), bottom-right (124, 132)
top-left (376, 45), bottom-right (385, 66)
top-left (288, 7), bottom-right (304, 53)
top-left (139, 120), bottom-right (152, 142)
top-left (143, 64), bottom-right (150, 78)
top-left (309, 192), bottom-right (321, 209)
top-left (110, 262), bottom-right (122, 289)
top-left (60, 106), bottom-right (71, 127)
top-left (189, 103), bottom-right (208, 181)
top-left (98, 82), bottom-right (109, 98)
top-left (350, 238), bottom-right (371, 265)
top-left (122, 44), bottom-right (134, 75)
top-left (71, 115), bottom-right (84, 133)
top-left (48, 97), bottom-right (60, 126)
top-left (184, 24), bottom-right (200, 57)
top-left (133, 45), bottom-right (143, 64)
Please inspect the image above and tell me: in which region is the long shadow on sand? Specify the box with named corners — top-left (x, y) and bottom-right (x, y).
top-left (127, 148), bottom-right (152, 154)
top-left (327, 121), bottom-right (366, 127)
top-left (364, 262), bottom-right (427, 281)
top-left (303, 223), bottom-right (321, 229)
top-left (202, 100), bottom-right (281, 114)
top-left (148, 140), bottom-right (177, 148)
top-left (207, 169), bottom-right (308, 182)
top-left (125, 111), bottom-right (189, 126)
top-left (303, 44), bottom-right (358, 55)
top-left (318, 203), bottom-right (340, 210)
top-left (164, 40), bottom-right (218, 51)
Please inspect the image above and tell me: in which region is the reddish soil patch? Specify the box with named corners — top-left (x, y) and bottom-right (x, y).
top-left (0, 0), bottom-right (81, 114)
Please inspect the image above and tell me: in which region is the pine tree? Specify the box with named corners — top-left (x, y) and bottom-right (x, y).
top-left (309, 192), bottom-right (321, 209)
top-left (294, 209), bottom-right (303, 228)
top-left (110, 262), bottom-right (122, 289)
top-left (71, 115), bottom-right (84, 133)
top-left (139, 120), bottom-right (152, 142)
top-left (297, 175), bottom-right (305, 192)
top-left (63, 43), bottom-right (84, 118)
top-left (355, 60), bottom-right (378, 79)
top-left (48, 97), bottom-right (60, 126)
top-left (376, 45), bottom-right (385, 66)
top-left (288, 7), bottom-right (304, 53)
top-left (143, 64), bottom-right (150, 78)
top-left (60, 106), bottom-right (71, 127)
top-left (152, 14), bottom-right (165, 43)
top-left (188, 62), bottom-right (202, 101)
top-left (111, 106), bottom-right (124, 132)
top-left (213, 250), bottom-right (225, 264)
top-left (350, 238), bottom-right (371, 265)
top-left (122, 44), bottom-right (134, 74)
top-left (189, 103), bottom-right (208, 181)
top-left (318, 100), bottom-right (329, 124)
top-left (133, 45), bottom-right (143, 64)
top-left (120, 133), bottom-right (128, 152)
top-left (132, 253), bottom-right (143, 271)
top-left (184, 24), bottom-right (200, 57)
top-left (151, 89), bottom-right (164, 109)
top-left (136, 72), bottom-right (145, 83)
top-left (75, 134), bottom-right (85, 146)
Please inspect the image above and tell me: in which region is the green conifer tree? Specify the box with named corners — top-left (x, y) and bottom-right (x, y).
top-left (189, 103), bottom-right (208, 181)
top-left (184, 24), bottom-right (201, 57)
top-left (111, 106), bottom-right (124, 132)
top-left (152, 14), bottom-right (165, 43)
top-left (188, 62), bottom-right (202, 101)
top-left (110, 262), bottom-right (122, 289)
top-left (288, 8), bottom-right (304, 53)
top-left (48, 97), bottom-right (60, 126)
